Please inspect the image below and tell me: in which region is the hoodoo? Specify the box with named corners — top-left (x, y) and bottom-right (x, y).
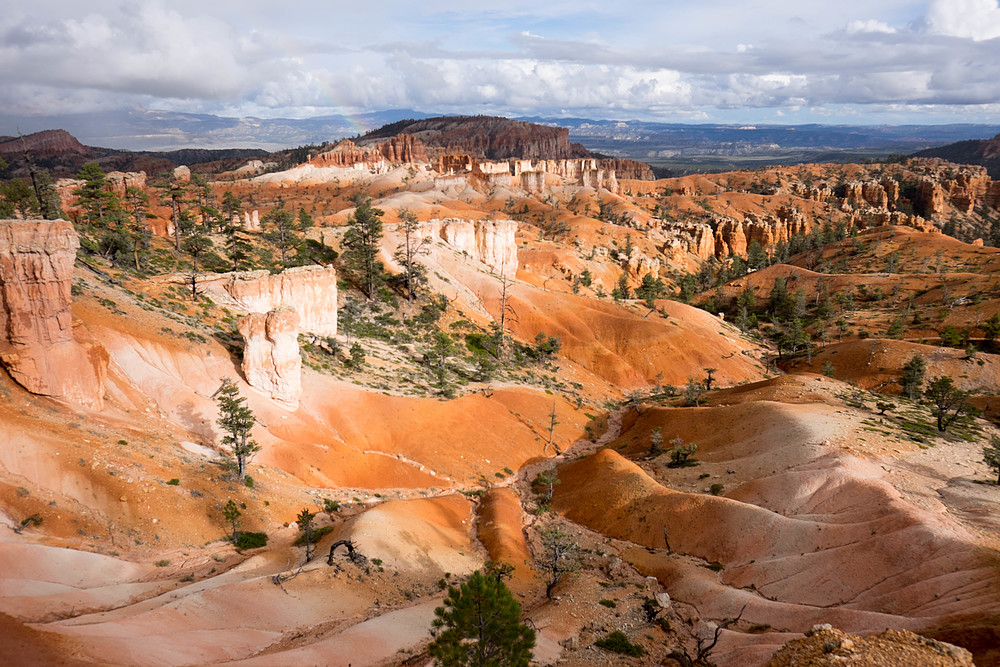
top-left (0, 219), bottom-right (106, 408)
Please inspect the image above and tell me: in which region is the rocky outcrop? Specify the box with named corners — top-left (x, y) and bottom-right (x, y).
top-left (623, 248), bottom-right (662, 282)
top-left (599, 158), bottom-right (654, 181)
top-left (842, 180), bottom-right (890, 209)
top-left (172, 165), bottom-right (190, 182)
top-left (791, 182), bottom-right (834, 202)
top-left (377, 133), bottom-right (428, 164)
top-left (0, 220), bottom-right (106, 408)
top-left (105, 171), bottom-right (146, 197)
top-left (766, 625), bottom-right (973, 667)
top-left (243, 210), bottom-right (260, 232)
top-left (660, 221), bottom-right (716, 261)
top-left (216, 266), bottom-right (338, 336)
top-left (712, 208), bottom-right (810, 259)
top-left (311, 134), bottom-right (430, 171)
top-left (310, 139), bottom-right (387, 172)
top-left (915, 179), bottom-right (947, 218)
top-left (417, 218), bottom-right (519, 277)
top-left (452, 157), bottom-right (619, 194)
top-left (238, 307), bottom-right (301, 408)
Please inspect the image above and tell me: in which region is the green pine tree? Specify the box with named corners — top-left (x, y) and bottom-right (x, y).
top-left (215, 379), bottom-right (260, 480)
top-left (429, 570), bottom-right (535, 666)
top-left (343, 197), bottom-right (385, 299)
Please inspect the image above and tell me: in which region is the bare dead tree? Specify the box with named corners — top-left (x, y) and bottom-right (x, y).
top-left (494, 270), bottom-right (518, 359)
top-left (669, 604), bottom-right (747, 667)
top-left (12, 514), bottom-right (42, 534)
top-left (327, 539), bottom-right (367, 568)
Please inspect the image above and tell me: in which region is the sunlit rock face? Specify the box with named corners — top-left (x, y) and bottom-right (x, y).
top-left (238, 306), bottom-right (302, 409)
top-left (417, 218), bottom-right (519, 277)
top-left (0, 219), bottom-right (107, 408)
top-left (221, 265), bottom-right (338, 337)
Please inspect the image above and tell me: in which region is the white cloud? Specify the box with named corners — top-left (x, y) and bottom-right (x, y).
top-left (925, 0), bottom-right (1000, 40)
top-left (1, 0), bottom-right (1000, 125)
top-left (845, 19), bottom-right (897, 34)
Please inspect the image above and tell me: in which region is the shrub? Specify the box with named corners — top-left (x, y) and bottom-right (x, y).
top-left (710, 483), bottom-right (724, 496)
top-left (155, 560), bottom-right (171, 567)
top-left (292, 525), bottom-right (334, 545)
top-left (234, 531), bottom-right (268, 550)
top-left (166, 478), bottom-right (180, 486)
top-left (599, 599), bottom-right (617, 608)
top-left (594, 631), bottom-right (644, 657)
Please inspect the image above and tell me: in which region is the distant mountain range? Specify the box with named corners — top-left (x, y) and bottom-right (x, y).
top-left (3, 108), bottom-right (1000, 161)
top-left (913, 133), bottom-right (1000, 178)
top-left (0, 129), bottom-right (269, 180)
top-left (0, 108), bottom-right (436, 152)
top-left (3, 109), bottom-right (1000, 179)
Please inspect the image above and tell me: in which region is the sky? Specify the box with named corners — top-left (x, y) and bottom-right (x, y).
top-left (2, 0), bottom-right (1000, 125)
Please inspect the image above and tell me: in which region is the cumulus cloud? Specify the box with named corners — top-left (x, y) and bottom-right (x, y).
top-left (1, 0), bottom-right (1000, 124)
top-left (925, 0), bottom-right (1000, 40)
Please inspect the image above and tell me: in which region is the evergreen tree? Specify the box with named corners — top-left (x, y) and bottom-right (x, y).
top-left (983, 436), bottom-right (1000, 485)
top-left (297, 206), bottom-right (314, 228)
top-left (429, 570), bottom-right (535, 667)
top-left (746, 239), bottom-right (769, 270)
top-left (342, 197), bottom-right (385, 299)
top-left (263, 205), bottom-right (300, 267)
top-left (900, 354), bottom-right (926, 400)
top-left (982, 313), bottom-right (1000, 344)
top-left (221, 191), bottom-right (242, 228)
top-left (74, 162), bottom-right (116, 225)
top-left (223, 499), bottom-right (242, 543)
top-left (182, 232), bottom-right (214, 299)
top-left (768, 277), bottom-right (790, 320)
top-left (394, 208), bottom-right (429, 300)
top-left (925, 376), bottom-right (973, 432)
top-left (0, 178), bottom-right (38, 217)
top-left (215, 379), bottom-right (260, 480)
top-left (296, 507), bottom-right (316, 561)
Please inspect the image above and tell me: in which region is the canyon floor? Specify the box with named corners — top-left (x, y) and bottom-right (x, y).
top-left (2, 144), bottom-right (1000, 666)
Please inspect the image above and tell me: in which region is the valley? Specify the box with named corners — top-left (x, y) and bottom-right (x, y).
top-left (1, 116), bottom-right (999, 666)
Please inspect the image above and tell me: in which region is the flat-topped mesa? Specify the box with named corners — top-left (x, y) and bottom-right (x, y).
top-left (0, 219), bottom-right (107, 408)
top-left (417, 218), bottom-right (519, 277)
top-left (238, 307), bottom-right (301, 408)
top-left (217, 265), bottom-right (338, 337)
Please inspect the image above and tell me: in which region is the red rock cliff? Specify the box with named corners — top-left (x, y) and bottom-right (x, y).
top-left (0, 219), bottom-right (107, 408)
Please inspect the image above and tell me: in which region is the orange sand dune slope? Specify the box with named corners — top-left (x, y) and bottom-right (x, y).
top-left (87, 316), bottom-right (585, 489)
top-left (554, 444), bottom-right (1000, 627)
top-left (495, 289), bottom-right (766, 389)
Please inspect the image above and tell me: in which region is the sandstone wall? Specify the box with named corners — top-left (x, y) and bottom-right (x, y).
top-left (218, 265), bottom-right (338, 336)
top-left (238, 307), bottom-right (301, 408)
top-left (417, 218), bottom-right (519, 277)
top-left (0, 219), bottom-right (106, 408)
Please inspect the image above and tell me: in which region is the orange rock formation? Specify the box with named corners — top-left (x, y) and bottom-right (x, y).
top-left (0, 219), bottom-right (106, 408)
